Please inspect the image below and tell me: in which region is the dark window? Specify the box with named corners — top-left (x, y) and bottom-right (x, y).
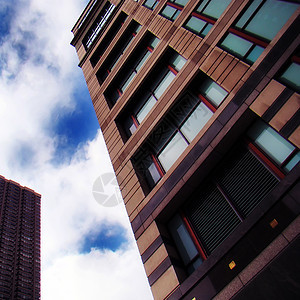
top-left (117, 49), bottom-right (187, 139)
top-left (167, 119), bottom-right (299, 273)
top-left (159, 0), bottom-right (189, 21)
top-left (90, 12), bottom-right (127, 67)
top-left (131, 73), bottom-right (227, 193)
top-left (219, 0), bottom-right (299, 64)
top-left (82, 2), bottom-right (116, 50)
top-left (184, 0), bottom-right (231, 37)
top-left (97, 20), bottom-right (141, 88)
top-left (103, 32), bottom-right (160, 105)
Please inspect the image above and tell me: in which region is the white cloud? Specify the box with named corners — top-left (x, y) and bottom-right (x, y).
top-left (43, 247), bottom-right (151, 300)
top-left (0, 0), bottom-right (153, 299)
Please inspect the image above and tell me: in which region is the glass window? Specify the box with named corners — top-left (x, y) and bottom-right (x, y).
top-left (185, 17), bottom-right (207, 35)
top-left (90, 12), bottom-right (128, 67)
top-left (158, 132), bottom-right (188, 171)
top-left (202, 23), bottom-right (213, 36)
top-left (148, 162), bottom-right (162, 184)
top-left (168, 214), bottom-right (201, 265)
top-left (136, 51), bottom-right (151, 72)
top-left (173, 0), bottom-right (189, 6)
top-left (155, 71), bottom-right (176, 98)
top-left (129, 122), bottom-right (137, 135)
top-left (167, 136), bottom-right (281, 271)
top-left (242, 0), bottom-right (298, 41)
top-left (97, 21), bottom-right (141, 85)
top-left (184, 0), bottom-right (231, 37)
top-left (284, 152), bottom-right (300, 172)
top-left (278, 62), bottom-right (300, 93)
top-left (143, 0), bottom-right (159, 10)
top-left (246, 45), bottom-right (264, 64)
top-left (131, 74), bottom-right (228, 192)
top-left (201, 0), bottom-right (231, 19)
top-left (220, 0), bottom-right (299, 64)
top-left (247, 120), bottom-right (295, 165)
top-left (200, 79), bottom-right (228, 106)
top-left (180, 102), bottom-right (213, 142)
top-left (160, 5), bottom-right (181, 21)
top-left (120, 72), bottom-right (136, 92)
top-left (103, 31), bottom-right (158, 105)
top-left (136, 96), bottom-right (157, 123)
top-left (220, 33), bottom-right (253, 57)
top-left (118, 50), bottom-right (186, 140)
top-left (172, 55), bottom-right (187, 71)
top-left (83, 3), bottom-right (116, 49)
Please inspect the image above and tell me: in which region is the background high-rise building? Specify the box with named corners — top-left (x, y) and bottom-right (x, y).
top-left (0, 175), bottom-right (41, 299)
top-left (71, 1), bottom-right (300, 299)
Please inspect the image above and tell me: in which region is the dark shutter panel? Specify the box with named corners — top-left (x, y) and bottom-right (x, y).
top-left (185, 183), bottom-right (241, 254)
top-left (216, 145), bottom-right (279, 218)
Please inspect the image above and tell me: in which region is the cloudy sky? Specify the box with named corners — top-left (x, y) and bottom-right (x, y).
top-left (0, 0), bottom-right (153, 299)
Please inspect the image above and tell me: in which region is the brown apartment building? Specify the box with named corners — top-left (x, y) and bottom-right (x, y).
top-left (0, 176), bottom-right (41, 299)
top-left (71, 1), bottom-right (300, 299)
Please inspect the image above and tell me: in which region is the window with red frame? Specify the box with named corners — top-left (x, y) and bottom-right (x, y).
top-left (167, 119), bottom-right (299, 274)
top-left (103, 32), bottom-right (160, 106)
top-left (117, 49), bottom-right (187, 139)
top-left (96, 20), bottom-right (141, 87)
top-left (219, 0), bottom-right (299, 64)
top-left (131, 73), bottom-right (228, 193)
top-left (277, 51), bottom-right (300, 93)
top-left (159, 0), bottom-right (189, 21)
top-left (184, 0), bottom-right (231, 37)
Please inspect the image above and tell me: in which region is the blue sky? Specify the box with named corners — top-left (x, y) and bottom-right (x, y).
top-left (51, 76), bottom-right (100, 164)
top-left (0, 0), bottom-right (153, 299)
top-left (81, 224), bottom-right (128, 253)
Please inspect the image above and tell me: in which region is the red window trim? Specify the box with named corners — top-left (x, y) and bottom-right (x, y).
top-left (180, 212), bottom-right (207, 261)
top-left (168, 65), bottom-right (178, 75)
top-left (229, 28), bottom-right (268, 48)
top-left (191, 12), bottom-right (216, 25)
top-left (147, 46), bottom-right (153, 53)
top-left (198, 94), bottom-right (217, 112)
top-left (151, 154), bottom-right (165, 177)
top-left (130, 115), bottom-right (139, 128)
top-left (117, 89), bottom-right (122, 97)
top-left (292, 55), bottom-right (300, 64)
top-left (167, 2), bottom-right (183, 10)
top-left (247, 141), bottom-right (285, 180)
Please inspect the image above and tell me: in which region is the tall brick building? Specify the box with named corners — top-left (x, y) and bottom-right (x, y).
top-left (71, 1), bottom-right (300, 299)
top-left (0, 175), bottom-right (41, 299)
